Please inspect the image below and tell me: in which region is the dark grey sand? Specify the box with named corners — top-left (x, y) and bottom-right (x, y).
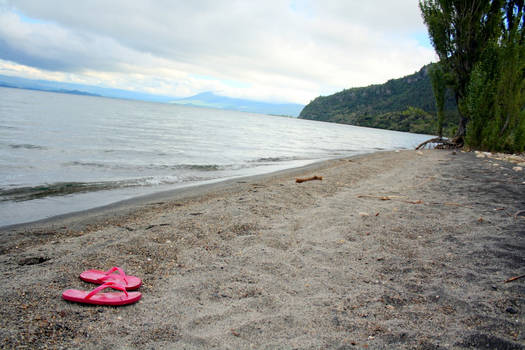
top-left (0, 150), bottom-right (524, 349)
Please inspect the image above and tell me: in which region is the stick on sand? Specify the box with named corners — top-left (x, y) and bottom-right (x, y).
top-left (296, 175), bottom-right (323, 183)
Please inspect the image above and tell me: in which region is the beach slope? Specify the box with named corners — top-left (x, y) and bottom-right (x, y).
top-left (0, 150), bottom-right (524, 349)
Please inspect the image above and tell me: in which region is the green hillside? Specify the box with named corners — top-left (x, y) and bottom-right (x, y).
top-left (299, 64), bottom-right (459, 136)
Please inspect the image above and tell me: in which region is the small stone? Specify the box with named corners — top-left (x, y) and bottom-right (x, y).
top-left (506, 307), bottom-right (518, 314)
top-left (359, 212), bottom-right (369, 217)
top-left (512, 166), bottom-right (523, 172)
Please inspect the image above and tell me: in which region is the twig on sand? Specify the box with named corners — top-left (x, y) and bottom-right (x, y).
top-left (504, 274), bottom-right (525, 283)
top-left (357, 195), bottom-right (422, 204)
top-left (515, 210), bottom-right (525, 219)
top-left (357, 195), bottom-right (474, 207)
top-left (296, 176), bottom-right (323, 183)
top-left (357, 195), bottom-right (404, 201)
top-left (405, 200), bottom-right (424, 204)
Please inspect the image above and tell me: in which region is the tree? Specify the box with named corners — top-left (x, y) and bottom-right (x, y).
top-left (465, 1), bottom-right (525, 152)
top-left (419, 0), bottom-right (503, 145)
top-left (428, 63), bottom-right (447, 138)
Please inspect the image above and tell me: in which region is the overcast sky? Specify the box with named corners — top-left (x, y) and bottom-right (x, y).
top-left (0, 1), bottom-right (435, 104)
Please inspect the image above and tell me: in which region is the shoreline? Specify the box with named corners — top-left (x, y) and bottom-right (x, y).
top-left (0, 154), bottom-right (354, 233)
top-left (1, 149), bottom-right (524, 349)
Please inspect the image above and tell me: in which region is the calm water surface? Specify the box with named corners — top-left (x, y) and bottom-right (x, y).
top-left (0, 87), bottom-right (432, 226)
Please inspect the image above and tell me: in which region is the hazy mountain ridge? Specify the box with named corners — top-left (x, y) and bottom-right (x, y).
top-left (172, 92), bottom-right (304, 117)
top-left (0, 75), bottom-right (304, 116)
top-left (299, 64), bottom-right (459, 135)
top-left (0, 74), bottom-right (174, 102)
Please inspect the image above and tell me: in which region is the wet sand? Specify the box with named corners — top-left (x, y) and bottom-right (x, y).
top-left (0, 150), bottom-right (524, 349)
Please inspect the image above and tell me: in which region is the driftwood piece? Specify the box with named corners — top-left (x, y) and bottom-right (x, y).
top-left (357, 194), bottom-right (473, 207)
top-left (296, 175), bottom-right (323, 183)
top-left (357, 195), bottom-right (396, 200)
top-left (515, 210), bottom-right (525, 219)
top-left (504, 274), bottom-right (525, 283)
top-left (416, 137), bottom-right (457, 150)
top-left (357, 194), bottom-right (423, 204)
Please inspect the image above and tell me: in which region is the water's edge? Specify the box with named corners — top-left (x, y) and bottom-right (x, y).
top-left (1, 151), bottom-right (369, 232)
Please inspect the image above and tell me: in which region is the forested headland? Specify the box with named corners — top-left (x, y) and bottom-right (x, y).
top-left (299, 65), bottom-right (459, 136)
top-left (301, 0), bottom-right (524, 153)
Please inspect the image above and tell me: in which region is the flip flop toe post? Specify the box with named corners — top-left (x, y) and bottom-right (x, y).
top-left (62, 281), bottom-right (141, 306)
top-left (80, 266), bottom-right (142, 290)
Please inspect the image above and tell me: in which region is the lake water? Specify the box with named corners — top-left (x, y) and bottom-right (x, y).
top-left (0, 87), bottom-right (432, 227)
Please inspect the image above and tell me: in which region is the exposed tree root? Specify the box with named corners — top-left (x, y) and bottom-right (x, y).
top-left (416, 137), bottom-right (458, 150)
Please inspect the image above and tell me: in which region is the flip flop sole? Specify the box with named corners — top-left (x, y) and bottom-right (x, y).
top-left (62, 289), bottom-right (141, 306)
top-left (80, 269), bottom-right (142, 290)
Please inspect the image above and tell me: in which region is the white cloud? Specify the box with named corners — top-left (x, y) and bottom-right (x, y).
top-left (0, 1), bottom-right (435, 103)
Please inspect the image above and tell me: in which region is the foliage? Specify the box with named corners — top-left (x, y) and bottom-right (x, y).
top-left (420, 0), bottom-right (525, 152)
top-left (429, 63), bottom-right (448, 138)
top-left (299, 65), bottom-right (458, 136)
top-left (357, 107), bottom-right (447, 135)
top-left (419, 0), bottom-right (504, 142)
top-left (465, 2), bottom-right (525, 152)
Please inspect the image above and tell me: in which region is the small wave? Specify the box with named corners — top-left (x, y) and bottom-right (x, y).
top-left (250, 156), bottom-right (304, 163)
top-left (65, 161), bottom-right (109, 168)
top-left (9, 144), bottom-right (47, 150)
top-left (0, 182), bottom-right (121, 202)
top-left (174, 164), bottom-right (222, 171)
top-left (64, 161), bottom-right (228, 172)
top-left (0, 175), bottom-right (188, 202)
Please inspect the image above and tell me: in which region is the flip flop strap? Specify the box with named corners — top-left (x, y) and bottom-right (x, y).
top-left (85, 282), bottom-right (128, 299)
top-left (101, 266), bottom-right (128, 284)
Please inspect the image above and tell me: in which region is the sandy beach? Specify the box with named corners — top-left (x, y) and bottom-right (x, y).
top-left (0, 149), bottom-right (524, 349)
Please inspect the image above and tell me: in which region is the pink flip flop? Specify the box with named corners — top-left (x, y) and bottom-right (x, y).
top-left (79, 267), bottom-right (142, 290)
top-left (62, 281), bottom-right (141, 306)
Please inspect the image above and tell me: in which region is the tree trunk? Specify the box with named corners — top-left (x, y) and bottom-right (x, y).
top-left (454, 114), bottom-right (467, 146)
top-left (452, 92), bottom-right (467, 147)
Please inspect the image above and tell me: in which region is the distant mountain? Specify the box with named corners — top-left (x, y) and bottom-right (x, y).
top-left (0, 74), bottom-right (173, 103)
top-left (299, 64), bottom-right (459, 135)
top-left (0, 80), bottom-right (101, 97)
top-left (172, 92), bottom-right (304, 117)
top-left (0, 75), bottom-right (304, 116)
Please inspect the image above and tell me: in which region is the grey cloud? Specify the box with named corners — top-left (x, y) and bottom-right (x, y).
top-left (0, 1), bottom-right (434, 102)
top-left (0, 10), bottom-right (163, 73)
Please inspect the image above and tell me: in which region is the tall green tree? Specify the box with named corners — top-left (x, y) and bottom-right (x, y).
top-left (428, 63), bottom-right (447, 138)
top-left (465, 1), bottom-right (525, 152)
top-left (419, 0), bottom-right (503, 145)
